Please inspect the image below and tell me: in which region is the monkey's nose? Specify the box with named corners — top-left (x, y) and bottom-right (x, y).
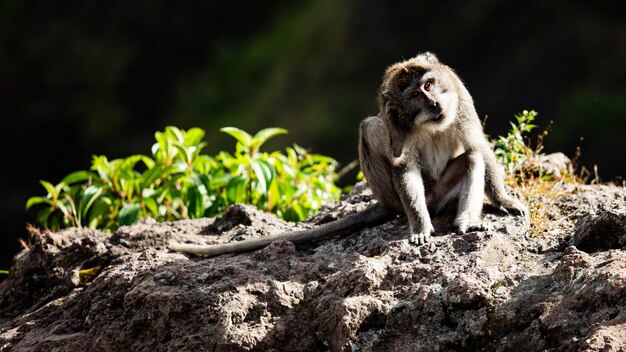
top-left (430, 101), bottom-right (442, 114)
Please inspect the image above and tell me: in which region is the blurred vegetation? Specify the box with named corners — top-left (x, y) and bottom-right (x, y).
top-left (494, 110), bottom-right (543, 181)
top-left (27, 126), bottom-right (341, 232)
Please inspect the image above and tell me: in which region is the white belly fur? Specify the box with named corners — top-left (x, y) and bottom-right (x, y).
top-left (413, 130), bottom-right (464, 180)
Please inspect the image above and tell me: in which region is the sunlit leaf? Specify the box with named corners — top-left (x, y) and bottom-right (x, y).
top-left (143, 197), bottom-right (159, 217)
top-left (62, 170), bottom-right (93, 185)
top-left (184, 127), bottom-right (205, 146)
top-left (251, 128), bottom-right (287, 153)
top-left (221, 127), bottom-right (253, 148)
top-left (166, 126), bottom-right (184, 142)
top-left (80, 185), bottom-right (104, 220)
top-left (251, 159), bottom-right (274, 194)
top-left (39, 180), bottom-right (57, 197)
top-left (210, 174), bottom-right (230, 189)
top-left (26, 196), bottom-right (50, 210)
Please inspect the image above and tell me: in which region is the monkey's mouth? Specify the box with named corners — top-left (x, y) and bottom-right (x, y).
top-left (429, 113), bottom-right (445, 122)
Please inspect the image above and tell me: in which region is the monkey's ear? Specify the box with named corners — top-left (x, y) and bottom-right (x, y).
top-left (420, 52), bottom-right (439, 63)
top-left (385, 108), bottom-right (411, 159)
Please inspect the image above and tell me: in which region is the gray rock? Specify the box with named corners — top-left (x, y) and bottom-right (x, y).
top-left (0, 183), bottom-right (625, 351)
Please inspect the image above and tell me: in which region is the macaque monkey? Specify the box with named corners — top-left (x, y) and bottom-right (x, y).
top-left (360, 52), bottom-right (526, 244)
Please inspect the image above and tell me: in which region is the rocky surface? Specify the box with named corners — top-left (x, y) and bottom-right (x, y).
top-left (0, 182), bottom-right (624, 351)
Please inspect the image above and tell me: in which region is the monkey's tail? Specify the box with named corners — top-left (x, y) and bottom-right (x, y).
top-left (168, 204), bottom-right (396, 257)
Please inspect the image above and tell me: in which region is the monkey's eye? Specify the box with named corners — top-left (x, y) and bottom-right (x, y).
top-left (410, 90), bottom-right (421, 98)
top-left (423, 80), bottom-right (433, 92)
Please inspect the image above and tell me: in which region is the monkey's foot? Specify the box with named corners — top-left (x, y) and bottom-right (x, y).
top-left (454, 216), bottom-right (485, 234)
top-left (457, 223), bottom-right (487, 234)
top-left (409, 225), bottom-right (435, 245)
top-left (496, 196), bottom-right (528, 217)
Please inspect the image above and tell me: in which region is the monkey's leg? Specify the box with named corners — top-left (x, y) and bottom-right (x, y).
top-left (427, 152), bottom-right (485, 233)
top-left (478, 141), bottom-right (527, 215)
top-left (426, 153), bottom-right (469, 211)
top-left (453, 152), bottom-right (485, 232)
top-left (359, 116), bottom-right (403, 211)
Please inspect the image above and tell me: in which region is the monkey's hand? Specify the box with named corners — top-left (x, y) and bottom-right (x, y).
top-left (409, 224), bottom-right (435, 245)
top-left (495, 196), bottom-right (527, 216)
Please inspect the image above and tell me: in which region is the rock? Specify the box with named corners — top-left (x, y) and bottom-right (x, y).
top-left (534, 152), bottom-right (572, 178)
top-left (572, 207), bottom-right (626, 252)
top-left (0, 183), bottom-right (625, 351)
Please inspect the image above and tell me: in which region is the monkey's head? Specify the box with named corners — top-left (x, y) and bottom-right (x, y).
top-left (378, 52), bottom-right (460, 133)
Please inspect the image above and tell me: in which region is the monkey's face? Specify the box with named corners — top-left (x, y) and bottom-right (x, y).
top-left (379, 54), bottom-right (459, 132)
top-left (400, 69), bottom-right (458, 131)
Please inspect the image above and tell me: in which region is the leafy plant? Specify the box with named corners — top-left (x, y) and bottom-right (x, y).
top-left (216, 127), bottom-right (341, 221)
top-left (493, 110), bottom-right (547, 183)
top-left (27, 126), bottom-right (341, 232)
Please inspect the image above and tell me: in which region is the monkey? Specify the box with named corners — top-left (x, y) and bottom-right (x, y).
top-left (168, 52), bottom-right (526, 256)
top-left (360, 52), bottom-right (526, 245)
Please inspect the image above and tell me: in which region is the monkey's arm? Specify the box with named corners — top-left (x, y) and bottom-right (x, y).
top-left (169, 204), bottom-right (396, 257)
top-left (390, 161), bottom-right (434, 244)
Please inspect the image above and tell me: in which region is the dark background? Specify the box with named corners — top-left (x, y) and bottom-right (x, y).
top-left (1, 0), bottom-right (625, 269)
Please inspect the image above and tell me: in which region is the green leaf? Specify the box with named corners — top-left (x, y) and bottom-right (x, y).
top-left (251, 159), bottom-right (274, 194)
top-left (39, 180), bottom-right (57, 196)
top-left (251, 128), bottom-right (287, 152)
top-left (62, 170), bottom-right (92, 185)
top-left (225, 175), bottom-right (247, 204)
top-left (210, 174), bottom-right (231, 189)
top-left (26, 196), bottom-right (50, 210)
top-left (119, 203), bottom-right (142, 226)
top-left (141, 155), bottom-right (155, 169)
top-left (155, 174), bottom-right (185, 203)
top-left (220, 127), bottom-right (253, 149)
top-left (57, 197), bottom-right (73, 218)
top-left (36, 207), bottom-right (54, 227)
top-left (143, 197), bottom-right (159, 217)
top-left (87, 199), bottom-right (110, 229)
top-left (172, 142), bottom-right (190, 162)
top-left (184, 128), bottom-right (205, 146)
top-left (120, 155), bottom-right (145, 172)
top-left (186, 184), bottom-right (204, 218)
top-left (141, 165), bottom-right (173, 188)
top-left (80, 185), bottom-right (104, 220)
top-left (291, 203), bottom-right (306, 222)
top-left (166, 126), bottom-right (184, 142)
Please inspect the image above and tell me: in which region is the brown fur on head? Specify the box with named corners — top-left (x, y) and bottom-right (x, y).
top-left (377, 52), bottom-right (441, 113)
top-left (377, 52), bottom-right (461, 157)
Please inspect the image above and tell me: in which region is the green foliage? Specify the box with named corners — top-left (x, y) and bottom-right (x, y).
top-left (493, 110), bottom-right (540, 179)
top-left (27, 126), bottom-right (341, 232)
